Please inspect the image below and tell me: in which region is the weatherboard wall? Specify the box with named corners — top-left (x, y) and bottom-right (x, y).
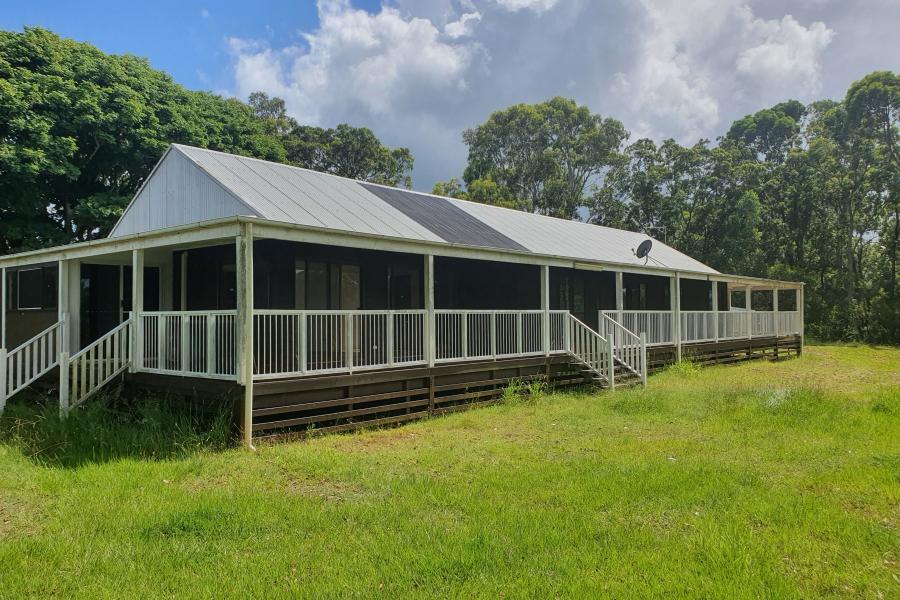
top-left (110, 149), bottom-right (259, 238)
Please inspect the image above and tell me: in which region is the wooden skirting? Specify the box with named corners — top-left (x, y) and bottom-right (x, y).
top-left (647, 334), bottom-right (801, 372)
top-left (112, 335), bottom-right (800, 440)
top-left (251, 354), bottom-right (589, 438)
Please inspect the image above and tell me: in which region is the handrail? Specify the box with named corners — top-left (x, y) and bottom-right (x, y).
top-left (67, 317), bottom-right (132, 407)
top-left (566, 314), bottom-right (614, 388)
top-left (3, 320), bottom-right (64, 401)
top-left (600, 312), bottom-right (647, 386)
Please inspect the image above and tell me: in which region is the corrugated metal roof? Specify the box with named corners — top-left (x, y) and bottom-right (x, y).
top-left (124, 144), bottom-right (718, 274)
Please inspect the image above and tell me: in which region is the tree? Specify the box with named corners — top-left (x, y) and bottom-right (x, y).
top-left (0, 28), bottom-right (286, 251)
top-left (461, 97), bottom-right (628, 218)
top-left (283, 123), bottom-right (414, 187)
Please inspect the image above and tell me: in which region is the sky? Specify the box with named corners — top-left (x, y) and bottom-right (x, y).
top-left (2, 0), bottom-right (898, 192)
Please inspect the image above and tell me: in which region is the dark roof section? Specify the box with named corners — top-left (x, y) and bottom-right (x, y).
top-left (359, 183), bottom-right (530, 252)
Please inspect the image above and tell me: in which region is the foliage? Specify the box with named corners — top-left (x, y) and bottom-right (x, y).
top-left (0, 30), bottom-right (413, 253)
top-left (456, 97), bottom-right (628, 218)
top-left (248, 91), bottom-right (414, 188)
top-left (0, 389), bottom-right (231, 468)
top-left (0, 346), bottom-right (897, 596)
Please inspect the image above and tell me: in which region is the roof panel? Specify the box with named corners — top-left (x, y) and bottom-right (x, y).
top-left (117, 144), bottom-right (717, 275)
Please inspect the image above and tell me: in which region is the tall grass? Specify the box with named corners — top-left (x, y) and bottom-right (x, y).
top-left (0, 389), bottom-right (232, 468)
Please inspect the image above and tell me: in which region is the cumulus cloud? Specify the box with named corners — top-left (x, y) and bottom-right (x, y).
top-left (224, 0), bottom-right (887, 190)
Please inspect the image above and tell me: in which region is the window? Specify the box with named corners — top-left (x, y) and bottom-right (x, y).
top-left (307, 262), bottom-right (328, 310)
top-left (12, 267), bottom-right (57, 311)
top-left (341, 265), bottom-right (360, 310)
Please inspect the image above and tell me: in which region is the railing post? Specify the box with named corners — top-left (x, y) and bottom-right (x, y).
top-left (673, 273), bottom-right (682, 362)
top-left (745, 285), bottom-right (753, 340)
top-left (461, 312), bottom-right (468, 359)
top-left (207, 314), bottom-right (216, 376)
top-left (58, 349), bottom-right (69, 417)
top-left (131, 249), bottom-right (144, 373)
top-left (425, 255), bottom-right (435, 368)
top-left (180, 315), bottom-right (189, 375)
top-left (345, 313), bottom-right (354, 373)
top-left (299, 313), bottom-right (308, 374)
top-left (541, 265), bottom-right (550, 356)
top-left (711, 281), bottom-right (719, 343)
top-left (798, 285), bottom-right (805, 353)
top-left (0, 348), bottom-right (7, 415)
top-left (639, 332), bottom-right (647, 388)
top-left (387, 311), bottom-right (395, 366)
top-left (490, 312), bottom-right (497, 359)
top-left (773, 287), bottom-right (780, 337)
top-left (607, 336), bottom-right (616, 391)
top-left (516, 312), bottom-right (524, 355)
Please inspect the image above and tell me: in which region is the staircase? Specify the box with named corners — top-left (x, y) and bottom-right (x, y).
top-left (565, 313), bottom-right (647, 390)
top-left (0, 316), bottom-right (133, 415)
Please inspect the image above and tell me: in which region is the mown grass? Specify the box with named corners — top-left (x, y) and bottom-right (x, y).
top-left (0, 345), bottom-right (898, 598)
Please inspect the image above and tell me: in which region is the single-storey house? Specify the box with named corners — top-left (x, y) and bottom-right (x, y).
top-left (0, 144), bottom-right (804, 443)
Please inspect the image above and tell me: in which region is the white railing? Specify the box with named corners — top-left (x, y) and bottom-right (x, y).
top-left (138, 311), bottom-right (237, 379)
top-left (567, 314), bottom-right (613, 387)
top-left (253, 309), bottom-right (569, 379)
top-left (777, 311), bottom-right (801, 335)
top-left (718, 311), bottom-right (749, 339)
top-left (681, 311), bottom-right (718, 343)
top-left (67, 318), bottom-right (132, 407)
top-left (599, 313), bottom-right (646, 386)
top-left (751, 311), bottom-right (776, 337)
top-left (2, 321), bottom-right (64, 401)
top-left (601, 310), bottom-right (673, 346)
top-left (253, 310), bottom-right (425, 377)
top-left (434, 310), bottom-right (566, 363)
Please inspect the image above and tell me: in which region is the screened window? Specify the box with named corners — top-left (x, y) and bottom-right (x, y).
top-left (307, 262), bottom-right (328, 310)
top-left (294, 260), bottom-right (306, 310)
top-left (12, 267), bottom-right (57, 311)
top-left (341, 265), bottom-right (361, 310)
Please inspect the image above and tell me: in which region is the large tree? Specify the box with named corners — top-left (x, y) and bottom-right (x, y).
top-left (248, 92), bottom-right (414, 188)
top-left (452, 97), bottom-right (627, 218)
top-left (0, 28), bottom-right (285, 252)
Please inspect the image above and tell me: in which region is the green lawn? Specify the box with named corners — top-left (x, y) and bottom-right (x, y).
top-left (1, 345), bottom-right (898, 598)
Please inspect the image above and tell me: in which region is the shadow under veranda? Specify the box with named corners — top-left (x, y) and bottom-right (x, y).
top-left (0, 385), bottom-right (235, 469)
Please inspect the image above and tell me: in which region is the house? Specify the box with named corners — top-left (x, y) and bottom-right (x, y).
top-left (0, 144), bottom-right (804, 443)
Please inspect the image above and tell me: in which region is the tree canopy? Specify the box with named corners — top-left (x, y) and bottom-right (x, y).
top-left (437, 97), bottom-right (627, 218)
top-left (0, 29), bottom-right (413, 252)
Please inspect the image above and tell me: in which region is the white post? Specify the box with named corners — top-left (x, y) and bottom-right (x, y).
top-left (58, 260), bottom-right (69, 416)
top-left (344, 313), bottom-right (353, 373)
top-left (639, 332), bottom-right (647, 388)
top-left (615, 271), bottom-right (624, 325)
top-left (424, 254), bottom-right (435, 368)
top-left (67, 260), bottom-right (81, 353)
top-left (674, 273), bottom-right (682, 362)
top-left (490, 312), bottom-right (497, 358)
top-left (236, 224), bottom-right (255, 448)
top-left (461, 312), bottom-right (468, 359)
top-left (773, 287), bottom-right (780, 337)
top-left (0, 348), bottom-right (7, 415)
top-left (798, 285), bottom-right (805, 353)
top-left (131, 250), bottom-right (144, 373)
top-left (541, 265), bottom-right (550, 356)
top-left (607, 336), bottom-right (616, 391)
top-left (1, 266), bottom-right (6, 349)
top-left (745, 285), bottom-right (753, 339)
top-left (711, 281), bottom-right (719, 343)
top-left (387, 311), bottom-right (394, 366)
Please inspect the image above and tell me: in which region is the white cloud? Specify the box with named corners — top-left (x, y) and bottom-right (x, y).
top-left (229, 0), bottom-right (477, 125)
top-left (444, 11), bottom-right (482, 38)
top-left (736, 12), bottom-right (834, 90)
top-left (223, 0), bottom-right (888, 190)
top-left (200, 8), bottom-right (210, 18)
top-left (613, 0), bottom-right (833, 140)
top-left (493, 0), bottom-right (560, 12)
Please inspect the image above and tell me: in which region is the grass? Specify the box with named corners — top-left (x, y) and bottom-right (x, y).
top-left (0, 345), bottom-right (898, 598)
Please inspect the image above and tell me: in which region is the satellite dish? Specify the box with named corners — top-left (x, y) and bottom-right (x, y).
top-left (635, 239), bottom-right (653, 262)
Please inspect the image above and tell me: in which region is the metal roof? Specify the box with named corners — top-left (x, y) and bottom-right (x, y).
top-left (110, 144), bottom-right (718, 275)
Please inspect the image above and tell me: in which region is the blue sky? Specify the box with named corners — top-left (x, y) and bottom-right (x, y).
top-left (0, 0), bottom-right (376, 92)
top-left (2, 1), bottom-right (897, 191)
